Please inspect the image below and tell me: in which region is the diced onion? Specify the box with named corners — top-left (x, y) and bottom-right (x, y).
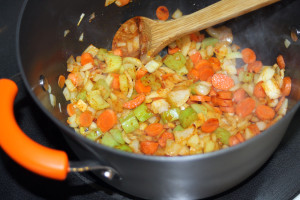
top-left (49, 93), bottom-right (56, 107)
top-left (172, 9), bottom-right (183, 19)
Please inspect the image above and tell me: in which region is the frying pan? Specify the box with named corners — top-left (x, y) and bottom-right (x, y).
top-left (0, 0), bottom-right (300, 199)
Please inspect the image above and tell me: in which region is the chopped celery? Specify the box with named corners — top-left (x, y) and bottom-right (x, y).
top-left (101, 132), bottom-right (119, 147)
top-left (134, 103), bottom-right (153, 122)
top-left (93, 79), bottom-right (111, 99)
top-left (190, 82), bottom-right (211, 96)
top-left (176, 66), bottom-right (188, 75)
top-left (119, 74), bottom-right (128, 93)
top-left (120, 112), bottom-right (139, 133)
top-left (141, 74), bottom-right (161, 91)
top-left (191, 104), bottom-right (207, 115)
top-left (86, 130), bottom-right (101, 141)
top-left (201, 37), bottom-right (219, 49)
top-left (110, 129), bottom-right (125, 144)
top-left (174, 125), bottom-right (184, 131)
top-left (214, 127), bottom-right (231, 145)
top-left (77, 90), bottom-right (87, 101)
top-left (79, 127), bottom-right (86, 135)
top-left (179, 107), bottom-right (198, 128)
top-left (116, 144), bottom-right (133, 152)
top-left (86, 90), bottom-right (110, 110)
top-left (145, 60), bottom-right (161, 73)
top-left (104, 53), bottom-right (122, 73)
top-left (96, 48), bottom-right (108, 61)
top-left (161, 108), bottom-right (181, 124)
top-left (163, 52), bottom-right (186, 71)
top-left (243, 72), bottom-right (254, 83)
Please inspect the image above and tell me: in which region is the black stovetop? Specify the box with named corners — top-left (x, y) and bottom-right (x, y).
top-left (0, 0), bottom-right (300, 199)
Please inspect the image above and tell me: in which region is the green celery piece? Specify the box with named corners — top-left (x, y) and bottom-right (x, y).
top-left (161, 108), bottom-right (181, 124)
top-left (104, 53), bottom-right (122, 73)
top-left (179, 107), bottom-right (198, 128)
top-left (86, 90), bottom-right (110, 110)
top-left (110, 129), bottom-right (125, 145)
top-left (243, 72), bottom-right (254, 83)
top-left (191, 104), bottom-right (207, 115)
top-left (141, 74), bottom-right (161, 91)
top-left (163, 52), bottom-right (186, 71)
top-left (174, 125), bottom-right (184, 131)
top-left (101, 132), bottom-right (119, 147)
top-left (116, 144), bottom-right (133, 152)
top-left (77, 90), bottom-right (87, 101)
top-left (120, 112), bottom-right (139, 133)
top-left (93, 79), bottom-right (111, 100)
top-left (134, 103), bottom-right (153, 122)
top-left (96, 48), bottom-right (108, 61)
top-left (214, 127), bottom-right (231, 145)
top-left (86, 130), bottom-right (100, 141)
top-left (176, 66), bottom-right (188, 75)
top-left (201, 37), bottom-right (219, 49)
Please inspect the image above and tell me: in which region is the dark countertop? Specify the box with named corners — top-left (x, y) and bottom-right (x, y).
top-left (0, 0), bottom-right (300, 199)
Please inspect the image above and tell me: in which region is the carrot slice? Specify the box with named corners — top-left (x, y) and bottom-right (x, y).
top-left (111, 73), bottom-right (120, 89)
top-left (58, 75), bottom-right (66, 88)
top-left (220, 106), bottom-right (235, 113)
top-left (254, 81), bottom-right (266, 98)
top-left (96, 109), bottom-right (117, 132)
top-left (201, 118), bottom-right (219, 133)
top-left (156, 6), bottom-right (169, 21)
top-left (236, 132), bottom-right (245, 142)
top-left (208, 57), bottom-right (221, 72)
top-left (135, 79), bottom-right (151, 94)
top-left (158, 132), bottom-right (174, 147)
top-left (123, 94), bottom-right (146, 109)
top-left (198, 66), bottom-right (214, 81)
top-left (247, 60), bottom-right (262, 73)
top-left (255, 105), bottom-right (275, 121)
top-left (209, 87), bottom-right (217, 96)
top-left (136, 67), bottom-right (148, 79)
top-left (233, 88), bottom-right (246, 102)
top-left (168, 47), bottom-right (180, 55)
top-left (187, 68), bottom-right (201, 80)
top-left (140, 141), bottom-right (159, 155)
top-left (68, 72), bottom-right (82, 86)
top-left (281, 76), bottom-right (291, 96)
top-left (194, 59), bottom-right (212, 70)
top-left (217, 91), bottom-right (232, 100)
top-left (275, 96), bottom-right (286, 112)
top-left (277, 54), bottom-right (285, 69)
top-left (67, 103), bottom-right (76, 116)
top-left (247, 124), bottom-right (260, 135)
top-left (235, 97), bottom-right (256, 117)
top-left (81, 52), bottom-right (94, 66)
top-left (190, 95), bottom-right (211, 102)
top-left (211, 74), bottom-right (235, 91)
top-left (229, 135), bottom-right (240, 146)
top-left (112, 48), bottom-right (123, 56)
top-left (79, 111), bottom-right (93, 127)
top-left (190, 51), bottom-right (202, 66)
top-left (241, 48), bottom-right (256, 64)
top-left (217, 99), bottom-right (233, 107)
top-left (145, 123), bottom-right (164, 137)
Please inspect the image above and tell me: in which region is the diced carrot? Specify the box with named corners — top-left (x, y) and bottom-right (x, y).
top-left (136, 67), bottom-right (148, 79)
top-left (135, 79), bottom-right (151, 94)
top-left (145, 123), bottom-right (164, 137)
top-left (247, 124), bottom-right (260, 135)
top-left (235, 97), bottom-right (256, 117)
top-left (190, 33), bottom-right (204, 42)
top-left (277, 54), bottom-right (285, 69)
top-left (254, 81), bottom-right (266, 98)
top-left (68, 72), bottom-right (83, 86)
top-left (123, 94), bottom-right (146, 109)
top-left (96, 109), bottom-right (117, 132)
top-left (201, 118), bottom-right (219, 133)
top-left (233, 88), bottom-right (246, 102)
top-left (198, 66), bottom-right (214, 82)
top-left (255, 105), bottom-right (275, 121)
top-left (236, 132), bottom-right (245, 142)
top-left (241, 48), bottom-right (256, 64)
top-left (162, 73), bottom-right (173, 80)
top-left (217, 91), bottom-right (232, 99)
top-left (57, 75), bottom-right (66, 88)
top-left (190, 95), bottom-right (211, 102)
top-left (275, 96), bottom-right (285, 112)
top-left (79, 111), bottom-right (93, 127)
top-left (209, 87), bottom-right (217, 96)
top-left (140, 141), bottom-right (159, 155)
top-left (187, 68), bottom-right (201, 80)
top-left (158, 132), bottom-right (174, 147)
top-left (189, 51), bottom-right (202, 66)
top-left (194, 59), bottom-right (212, 70)
top-left (111, 73), bottom-right (120, 89)
top-left (115, 0), bottom-right (130, 7)
top-left (112, 48), bottom-right (123, 56)
top-left (81, 52), bottom-right (94, 66)
top-left (281, 76), bottom-right (291, 96)
top-left (67, 103), bottom-right (76, 116)
top-left (208, 57), bottom-right (221, 72)
top-left (168, 47), bottom-right (180, 54)
top-left (214, 107), bottom-right (222, 115)
top-left (211, 74), bottom-right (235, 91)
top-left (217, 99), bottom-right (233, 107)
top-left (220, 106), bottom-right (235, 113)
top-left (229, 135), bottom-right (240, 146)
top-left (156, 6), bottom-right (169, 21)
top-left (247, 60), bottom-right (262, 73)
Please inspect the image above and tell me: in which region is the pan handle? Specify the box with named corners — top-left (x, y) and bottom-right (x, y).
top-left (0, 79), bottom-right (69, 180)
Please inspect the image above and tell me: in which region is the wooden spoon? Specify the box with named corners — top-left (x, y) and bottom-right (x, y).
top-left (112, 0), bottom-right (279, 61)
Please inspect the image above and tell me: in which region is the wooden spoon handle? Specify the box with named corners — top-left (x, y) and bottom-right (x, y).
top-left (150, 0), bottom-right (279, 55)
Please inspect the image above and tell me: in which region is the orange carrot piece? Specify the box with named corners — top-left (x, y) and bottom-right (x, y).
top-left (96, 109), bottom-right (117, 132)
top-left (233, 88), bottom-right (247, 102)
top-left (68, 72), bottom-right (82, 86)
top-left (235, 97), bottom-right (256, 117)
top-left (229, 135), bottom-right (240, 146)
top-left (194, 59), bottom-right (212, 70)
top-left (275, 96), bottom-right (286, 112)
top-left (281, 76), bottom-right (291, 96)
top-left (156, 6), bottom-right (169, 21)
top-left (255, 105), bottom-right (275, 121)
top-left (201, 118), bottom-right (219, 133)
top-left (190, 51), bottom-right (202, 65)
top-left (112, 48), bottom-right (123, 56)
top-left (190, 95), bottom-right (211, 102)
top-left (248, 124), bottom-right (260, 135)
top-left (241, 48), bottom-right (256, 64)
top-left (58, 75), bottom-right (66, 88)
top-left (145, 123), bottom-right (164, 137)
top-left (168, 47), bottom-right (180, 55)
top-left (135, 79), bottom-right (151, 94)
top-left (254, 81), bottom-right (266, 98)
top-left (247, 60), bottom-right (262, 73)
top-left (220, 106), bottom-right (235, 113)
top-left (123, 94), bottom-right (146, 109)
top-left (208, 57), bottom-right (221, 72)
top-left (211, 74), bottom-right (235, 91)
top-left (111, 73), bottom-right (120, 89)
top-left (189, 33), bottom-right (204, 42)
top-left (214, 107), bottom-right (222, 115)
top-left (81, 52), bottom-right (94, 66)
top-left (136, 67), bottom-right (148, 79)
top-left (198, 66), bottom-right (214, 81)
top-left (217, 91), bottom-right (233, 100)
top-left (217, 99), bottom-right (233, 107)
top-left (158, 132), bottom-right (174, 147)
top-left (187, 68), bottom-right (201, 80)
top-left (140, 141), bottom-right (159, 155)
top-left (209, 87), bottom-right (217, 96)
top-left (162, 73), bottom-right (173, 80)
top-left (236, 132), bottom-right (245, 142)
top-left (277, 54), bottom-right (285, 69)
top-left (67, 103), bottom-right (76, 116)
top-left (79, 111), bottom-right (93, 127)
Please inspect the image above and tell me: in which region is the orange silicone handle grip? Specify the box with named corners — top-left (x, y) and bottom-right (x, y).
top-left (0, 79), bottom-right (69, 180)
